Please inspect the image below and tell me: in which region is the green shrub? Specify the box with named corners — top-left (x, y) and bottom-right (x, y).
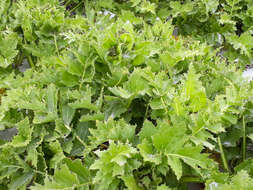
top-left (0, 0), bottom-right (252, 189)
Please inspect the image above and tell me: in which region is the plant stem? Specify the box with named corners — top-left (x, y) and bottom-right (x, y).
top-left (23, 39), bottom-right (35, 68)
top-left (159, 94), bottom-right (169, 120)
top-left (18, 51), bottom-right (24, 63)
top-left (54, 34), bottom-right (60, 56)
top-left (242, 116), bottom-right (246, 161)
top-left (69, 1), bottom-right (83, 14)
top-left (218, 136), bottom-right (229, 172)
top-left (65, 0), bottom-right (72, 7)
top-left (27, 55), bottom-right (35, 68)
top-left (181, 176), bottom-right (203, 183)
top-left (144, 103), bottom-right (149, 119)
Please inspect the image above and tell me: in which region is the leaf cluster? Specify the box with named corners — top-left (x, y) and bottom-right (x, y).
top-left (0, 0), bottom-right (252, 189)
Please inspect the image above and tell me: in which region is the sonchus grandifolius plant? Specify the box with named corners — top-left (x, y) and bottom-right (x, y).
top-left (0, 0), bottom-right (252, 189)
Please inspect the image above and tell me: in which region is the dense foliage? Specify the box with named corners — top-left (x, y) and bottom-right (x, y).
top-left (0, 0), bottom-right (252, 189)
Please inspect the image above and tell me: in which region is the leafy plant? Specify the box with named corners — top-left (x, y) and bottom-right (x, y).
top-left (0, 0), bottom-right (252, 189)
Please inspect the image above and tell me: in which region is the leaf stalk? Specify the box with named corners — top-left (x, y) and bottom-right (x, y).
top-left (242, 116), bottom-right (246, 161)
top-left (217, 136), bottom-right (229, 172)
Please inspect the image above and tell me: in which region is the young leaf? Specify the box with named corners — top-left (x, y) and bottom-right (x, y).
top-left (31, 165), bottom-right (80, 190)
top-left (11, 118), bottom-right (33, 147)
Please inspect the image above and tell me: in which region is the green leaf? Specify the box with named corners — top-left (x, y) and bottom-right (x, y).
top-left (167, 156), bottom-right (182, 180)
top-left (31, 165), bottom-right (80, 190)
top-left (130, 0), bottom-right (141, 7)
top-left (33, 111), bottom-right (57, 124)
top-left (183, 65), bottom-right (207, 112)
top-left (248, 134), bottom-right (253, 141)
top-left (47, 84), bottom-right (58, 113)
top-left (90, 141), bottom-right (140, 189)
top-left (126, 70), bottom-right (149, 96)
top-left (64, 158), bottom-right (90, 183)
top-left (157, 184), bottom-right (173, 190)
top-left (89, 119), bottom-right (136, 150)
top-left (55, 118), bottom-right (70, 137)
top-left (0, 32), bottom-right (19, 68)
top-left (26, 148), bottom-right (39, 168)
top-left (121, 175), bottom-right (142, 190)
top-left (160, 52), bottom-right (181, 68)
top-left (206, 170), bottom-right (253, 190)
top-left (60, 71), bottom-right (80, 87)
top-left (152, 122), bottom-right (187, 152)
top-left (109, 87), bottom-right (133, 99)
top-left (172, 97), bottom-right (185, 116)
top-left (138, 120), bottom-right (157, 142)
top-left (9, 171), bottom-right (34, 190)
top-left (138, 139), bottom-right (161, 164)
top-left (104, 96), bottom-right (128, 120)
top-left (170, 1), bottom-right (194, 17)
top-left (54, 164), bottom-right (79, 186)
top-left (69, 100), bottom-right (99, 111)
top-left (48, 141), bottom-right (65, 169)
top-left (227, 32), bottom-right (253, 57)
top-left (174, 146), bottom-right (212, 171)
top-left (203, 0), bottom-right (219, 14)
top-left (11, 118), bottom-right (33, 147)
top-left (150, 98), bottom-right (164, 110)
top-left (80, 113), bottom-right (104, 122)
top-left (74, 121), bottom-right (91, 144)
top-left (62, 104), bottom-right (75, 127)
top-left (235, 159), bottom-right (253, 176)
